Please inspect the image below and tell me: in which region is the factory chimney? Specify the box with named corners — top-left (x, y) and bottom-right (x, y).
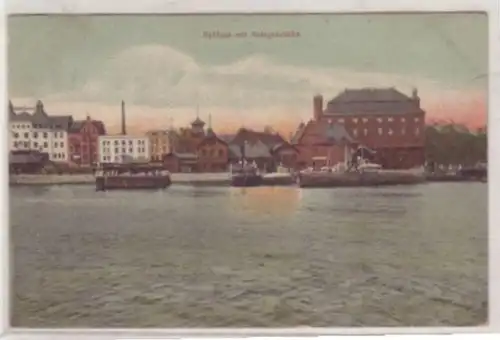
top-left (121, 100), bottom-right (127, 135)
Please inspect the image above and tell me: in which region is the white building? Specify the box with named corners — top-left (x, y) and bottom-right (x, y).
top-left (98, 135), bottom-right (151, 164)
top-left (9, 100), bottom-right (72, 162)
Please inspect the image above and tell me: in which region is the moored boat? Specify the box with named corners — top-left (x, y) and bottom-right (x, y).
top-left (95, 163), bottom-right (172, 191)
top-left (296, 159), bottom-right (426, 188)
top-left (230, 162), bottom-right (263, 187)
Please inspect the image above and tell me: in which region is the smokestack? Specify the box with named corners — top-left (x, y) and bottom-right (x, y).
top-left (121, 100), bottom-right (127, 135)
top-left (313, 94), bottom-right (323, 121)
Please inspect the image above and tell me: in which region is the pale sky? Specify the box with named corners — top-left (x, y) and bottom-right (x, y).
top-left (8, 13), bottom-right (488, 135)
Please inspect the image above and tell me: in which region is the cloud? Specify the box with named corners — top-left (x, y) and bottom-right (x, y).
top-left (18, 44), bottom-right (487, 134)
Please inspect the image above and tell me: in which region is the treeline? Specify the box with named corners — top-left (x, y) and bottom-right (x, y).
top-left (425, 123), bottom-right (487, 166)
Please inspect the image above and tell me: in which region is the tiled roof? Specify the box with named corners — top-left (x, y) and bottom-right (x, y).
top-left (228, 140), bottom-right (272, 159)
top-left (231, 128), bottom-right (287, 148)
top-left (9, 100), bottom-right (74, 130)
top-left (69, 120), bottom-right (106, 134)
top-left (325, 87), bottom-right (423, 115)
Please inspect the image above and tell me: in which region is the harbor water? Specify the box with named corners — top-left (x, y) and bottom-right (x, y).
top-left (10, 183), bottom-right (487, 327)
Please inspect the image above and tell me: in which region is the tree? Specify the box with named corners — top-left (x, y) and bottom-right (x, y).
top-left (425, 123), bottom-right (487, 166)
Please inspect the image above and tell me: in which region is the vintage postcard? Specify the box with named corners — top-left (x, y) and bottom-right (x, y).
top-left (8, 12), bottom-right (488, 329)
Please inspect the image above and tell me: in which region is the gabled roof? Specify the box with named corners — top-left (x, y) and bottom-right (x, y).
top-left (68, 120), bottom-right (107, 134)
top-left (228, 140), bottom-right (272, 159)
top-left (231, 128), bottom-right (287, 148)
top-left (324, 87), bottom-right (423, 115)
top-left (324, 123), bottom-right (354, 144)
top-left (197, 132), bottom-right (228, 148)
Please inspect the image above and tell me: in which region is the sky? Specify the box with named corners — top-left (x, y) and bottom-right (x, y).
top-left (8, 13), bottom-right (488, 136)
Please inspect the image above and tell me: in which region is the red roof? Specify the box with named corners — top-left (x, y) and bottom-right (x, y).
top-left (231, 128), bottom-right (287, 147)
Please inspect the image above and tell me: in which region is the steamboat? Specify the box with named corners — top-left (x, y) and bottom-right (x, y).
top-left (296, 146), bottom-right (426, 188)
top-left (95, 163), bottom-right (172, 191)
top-left (230, 161), bottom-right (263, 187)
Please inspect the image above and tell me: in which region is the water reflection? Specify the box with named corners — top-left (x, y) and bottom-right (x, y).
top-left (229, 186), bottom-right (301, 217)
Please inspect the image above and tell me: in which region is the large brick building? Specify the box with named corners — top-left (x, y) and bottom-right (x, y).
top-left (68, 115), bottom-right (106, 166)
top-left (292, 87), bottom-right (426, 169)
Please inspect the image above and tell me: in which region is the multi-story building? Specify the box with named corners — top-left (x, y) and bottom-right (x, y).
top-left (68, 116), bottom-right (107, 166)
top-left (98, 135), bottom-right (150, 164)
top-left (292, 88), bottom-right (426, 169)
top-left (8, 100), bottom-right (73, 162)
top-left (146, 129), bottom-right (178, 161)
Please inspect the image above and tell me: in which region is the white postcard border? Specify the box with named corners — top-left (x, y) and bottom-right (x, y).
top-left (1, 0), bottom-right (498, 339)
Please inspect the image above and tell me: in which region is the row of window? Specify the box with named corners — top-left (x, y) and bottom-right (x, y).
top-left (100, 147), bottom-right (147, 154)
top-left (200, 149), bottom-right (225, 157)
top-left (12, 131), bottom-right (64, 139)
top-left (52, 153), bottom-right (66, 160)
top-left (351, 126), bottom-right (420, 137)
top-left (329, 117), bottom-right (421, 124)
top-left (12, 141), bottom-right (65, 149)
top-left (101, 140), bottom-right (147, 146)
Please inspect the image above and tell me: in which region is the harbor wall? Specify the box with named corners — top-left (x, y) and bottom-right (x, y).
top-left (9, 173), bottom-right (295, 187)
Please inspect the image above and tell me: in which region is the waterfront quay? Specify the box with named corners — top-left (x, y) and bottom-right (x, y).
top-left (9, 172), bottom-right (295, 187)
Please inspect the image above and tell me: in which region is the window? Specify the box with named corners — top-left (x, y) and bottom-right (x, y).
top-left (33, 142), bottom-right (38, 148)
top-left (352, 118), bottom-right (358, 124)
top-left (122, 140), bottom-right (126, 145)
top-left (352, 129), bottom-right (358, 137)
top-left (53, 153), bottom-right (58, 159)
top-left (401, 118), bottom-right (406, 123)
top-left (337, 118), bottom-right (345, 123)
top-left (23, 142), bottom-right (29, 148)
top-left (114, 140), bottom-right (119, 145)
top-left (60, 142), bottom-right (64, 148)
top-left (43, 132), bottom-right (48, 138)
top-left (387, 117), bottom-right (394, 122)
top-left (388, 129), bottom-right (393, 136)
top-left (13, 141), bottom-right (18, 148)
top-left (129, 140), bottom-right (133, 145)
top-left (13, 132), bottom-right (19, 138)
top-left (54, 142), bottom-right (58, 148)
top-left (122, 148), bottom-right (126, 153)
top-left (401, 128), bottom-right (406, 135)
top-left (377, 118), bottom-right (383, 123)
top-left (43, 142), bottom-right (48, 148)
top-left (362, 118), bottom-right (369, 123)
top-left (33, 132), bottom-right (38, 138)
top-left (129, 148), bottom-right (133, 153)
top-left (363, 128), bottom-right (368, 136)
top-left (378, 128), bottom-right (383, 135)
top-left (415, 127), bottom-right (420, 135)
top-left (414, 117), bottom-right (420, 123)
top-left (115, 148), bottom-right (119, 153)
top-left (24, 132), bottom-right (29, 138)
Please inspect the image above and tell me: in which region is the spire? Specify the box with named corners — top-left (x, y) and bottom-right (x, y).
top-left (208, 113), bottom-right (212, 129)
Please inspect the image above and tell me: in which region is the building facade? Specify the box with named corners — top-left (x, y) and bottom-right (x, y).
top-left (9, 100), bottom-right (73, 162)
top-left (68, 116), bottom-right (106, 166)
top-left (196, 131), bottom-right (229, 172)
top-left (98, 135), bottom-right (150, 164)
top-left (146, 129), bottom-right (178, 161)
top-left (292, 88), bottom-right (426, 169)
top-left (229, 128), bottom-right (298, 171)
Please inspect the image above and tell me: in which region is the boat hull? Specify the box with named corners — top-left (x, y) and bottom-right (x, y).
top-left (230, 174), bottom-right (263, 187)
top-left (95, 175), bottom-right (172, 191)
top-left (296, 170), bottom-right (425, 188)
